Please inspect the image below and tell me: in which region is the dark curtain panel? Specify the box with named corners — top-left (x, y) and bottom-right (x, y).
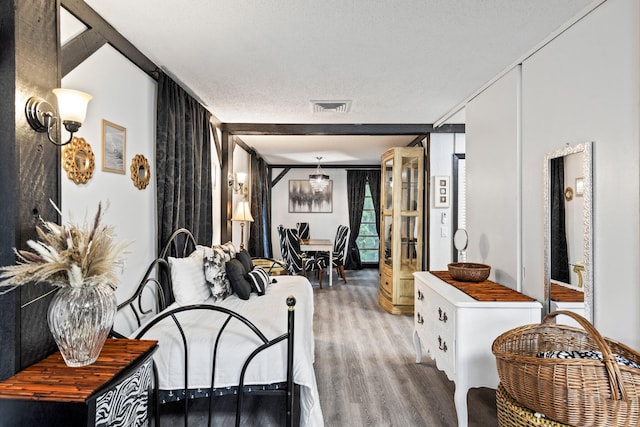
top-left (156, 72), bottom-right (213, 254)
top-left (248, 154), bottom-right (272, 257)
top-left (550, 157), bottom-right (570, 283)
top-left (346, 170), bottom-right (367, 269)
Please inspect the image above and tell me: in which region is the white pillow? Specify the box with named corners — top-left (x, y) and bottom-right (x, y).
top-left (168, 249), bottom-right (210, 305)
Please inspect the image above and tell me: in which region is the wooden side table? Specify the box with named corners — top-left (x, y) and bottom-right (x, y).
top-left (0, 338), bottom-right (157, 427)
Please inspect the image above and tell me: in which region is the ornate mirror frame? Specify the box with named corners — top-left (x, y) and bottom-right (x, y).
top-left (62, 137), bottom-right (95, 185)
top-left (130, 154), bottom-right (150, 190)
top-left (543, 142), bottom-right (593, 320)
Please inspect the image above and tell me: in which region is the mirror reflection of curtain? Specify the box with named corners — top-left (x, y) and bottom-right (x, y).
top-left (345, 170), bottom-right (381, 269)
top-left (248, 154), bottom-right (272, 257)
top-left (550, 157), bottom-right (570, 283)
top-left (156, 72), bottom-right (212, 253)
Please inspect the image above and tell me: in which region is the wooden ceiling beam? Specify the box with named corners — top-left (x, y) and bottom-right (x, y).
top-left (222, 123), bottom-right (464, 135)
top-left (61, 0), bottom-right (158, 78)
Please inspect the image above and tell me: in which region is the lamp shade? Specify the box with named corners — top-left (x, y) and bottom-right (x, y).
top-left (53, 88), bottom-right (92, 124)
top-left (231, 200), bottom-right (254, 222)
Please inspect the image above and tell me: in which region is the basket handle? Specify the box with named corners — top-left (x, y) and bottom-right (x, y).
top-left (544, 310), bottom-right (627, 401)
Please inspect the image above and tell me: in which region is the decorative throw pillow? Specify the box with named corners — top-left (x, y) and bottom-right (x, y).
top-left (167, 249), bottom-right (210, 305)
top-left (247, 267), bottom-right (269, 296)
top-left (236, 250), bottom-right (254, 274)
top-left (211, 244), bottom-right (232, 263)
top-left (222, 241), bottom-right (238, 258)
top-left (203, 246), bottom-right (232, 301)
top-left (225, 259), bottom-right (252, 300)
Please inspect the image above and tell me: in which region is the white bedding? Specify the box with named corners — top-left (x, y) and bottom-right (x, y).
top-left (131, 275), bottom-right (324, 427)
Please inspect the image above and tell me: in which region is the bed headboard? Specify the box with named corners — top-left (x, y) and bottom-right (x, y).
top-left (114, 228), bottom-right (199, 336)
top-left (160, 228), bottom-right (197, 259)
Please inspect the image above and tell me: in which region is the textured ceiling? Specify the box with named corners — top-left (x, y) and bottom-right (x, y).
top-left (81, 0), bottom-right (597, 164)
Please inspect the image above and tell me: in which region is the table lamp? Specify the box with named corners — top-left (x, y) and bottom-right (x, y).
top-left (231, 200), bottom-right (254, 250)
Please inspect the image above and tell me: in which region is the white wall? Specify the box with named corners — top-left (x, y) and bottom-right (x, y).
top-left (210, 128), bottom-right (222, 245)
top-left (271, 168), bottom-right (349, 258)
top-left (467, 0), bottom-right (640, 349)
top-left (429, 134), bottom-right (455, 270)
top-left (466, 67), bottom-right (521, 288)
top-left (61, 44), bottom-right (157, 308)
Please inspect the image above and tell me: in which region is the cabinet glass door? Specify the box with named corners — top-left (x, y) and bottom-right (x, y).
top-left (383, 214), bottom-right (392, 266)
top-left (384, 158), bottom-right (393, 210)
top-left (400, 215), bottom-right (418, 270)
top-left (401, 156), bottom-right (419, 212)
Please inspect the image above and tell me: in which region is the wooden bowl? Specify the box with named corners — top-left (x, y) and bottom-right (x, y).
top-left (447, 262), bottom-right (491, 282)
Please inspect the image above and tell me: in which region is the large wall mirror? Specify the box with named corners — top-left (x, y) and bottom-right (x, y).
top-left (544, 142), bottom-right (593, 321)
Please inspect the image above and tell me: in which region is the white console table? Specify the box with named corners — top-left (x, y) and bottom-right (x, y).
top-left (413, 271), bottom-right (542, 427)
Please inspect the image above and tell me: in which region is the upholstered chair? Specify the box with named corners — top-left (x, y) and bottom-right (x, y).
top-left (296, 222), bottom-right (310, 239)
top-left (277, 225), bottom-right (325, 287)
top-left (323, 225), bottom-right (350, 283)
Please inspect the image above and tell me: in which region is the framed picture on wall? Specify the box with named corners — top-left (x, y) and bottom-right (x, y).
top-left (102, 119), bottom-right (126, 174)
top-left (288, 180), bottom-right (333, 213)
top-left (435, 176), bottom-right (450, 208)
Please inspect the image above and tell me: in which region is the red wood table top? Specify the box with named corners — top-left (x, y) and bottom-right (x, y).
top-left (430, 271), bottom-right (536, 302)
top-left (550, 282), bottom-right (584, 302)
top-left (0, 338), bottom-right (157, 402)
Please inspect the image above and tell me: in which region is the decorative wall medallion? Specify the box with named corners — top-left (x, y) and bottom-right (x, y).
top-left (62, 137), bottom-right (95, 185)
top-left (130, 154), bottom-right (150, 190)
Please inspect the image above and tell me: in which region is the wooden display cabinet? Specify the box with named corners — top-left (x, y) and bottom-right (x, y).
top-left (378, 146), bottom-right (424, 314)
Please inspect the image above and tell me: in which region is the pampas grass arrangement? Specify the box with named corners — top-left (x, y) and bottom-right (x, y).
top-left (0, 201), bottom-right (128, 293)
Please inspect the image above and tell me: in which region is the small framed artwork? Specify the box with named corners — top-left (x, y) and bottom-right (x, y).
top-left (575, 177), bottom-right (584, 196)
top-left (435, 176), bottom-right (450, 208)
top-left (102, 119), bottom-right (126, 174)
top-left (288, 180), bottom-right (333, 213)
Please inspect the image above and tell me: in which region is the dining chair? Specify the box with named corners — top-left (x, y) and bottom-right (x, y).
top-left (277, 225), bottom-right (325, 288)
top-left (323, 225), bottom-right (350, 283)
top-left (296, 222), bottom-right (310, 239)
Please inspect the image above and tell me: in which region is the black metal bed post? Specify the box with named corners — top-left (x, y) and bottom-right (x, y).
top-left (286, 295), bottom-right (296, 427)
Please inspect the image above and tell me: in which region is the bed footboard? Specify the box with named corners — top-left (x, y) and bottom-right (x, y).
top-left (133, 296), bottom-right (297, 427)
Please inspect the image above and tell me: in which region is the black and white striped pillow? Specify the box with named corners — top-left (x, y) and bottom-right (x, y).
top-left (247, 267), bottom-right (270, 296)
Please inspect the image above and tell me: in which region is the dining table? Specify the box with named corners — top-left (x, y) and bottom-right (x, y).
top-left (300, 238), bottom-right (333, 287)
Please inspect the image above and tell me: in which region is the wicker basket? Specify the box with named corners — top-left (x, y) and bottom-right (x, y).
top-left (497, 383), bottom-right (572, 426)
top-left (492, 310), bottom-right (640, 427)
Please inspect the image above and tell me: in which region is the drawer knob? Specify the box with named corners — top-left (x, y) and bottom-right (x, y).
top-left (438, 307), bottom-right (448, 323)
top-left (438, 336), bottom-right (448, 352)
top-left (416, 312), bottom-right (424, 324)
top-left (417, 290), bottom-right (424, 300)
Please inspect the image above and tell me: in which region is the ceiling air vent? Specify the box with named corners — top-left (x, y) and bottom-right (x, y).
top-left (311, 100), bottom-right (352, 113)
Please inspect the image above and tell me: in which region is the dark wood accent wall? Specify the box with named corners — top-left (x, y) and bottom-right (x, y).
top-left (0, 0), bottom-right (62, 380)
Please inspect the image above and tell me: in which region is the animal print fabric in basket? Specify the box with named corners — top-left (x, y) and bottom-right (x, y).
top-left (537, 350), bottom-right (640, 369)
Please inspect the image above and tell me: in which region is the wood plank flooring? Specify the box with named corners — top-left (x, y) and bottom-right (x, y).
top-left (160, 268), bottom-right (498, 426)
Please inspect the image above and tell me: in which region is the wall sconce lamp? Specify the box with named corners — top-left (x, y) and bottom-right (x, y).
top-left (231, 199), bottom-right (254, 251)
top-left (25, 88), bottom-right (93, 146)
top-left (228, 172), bottom-right (247, 195)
